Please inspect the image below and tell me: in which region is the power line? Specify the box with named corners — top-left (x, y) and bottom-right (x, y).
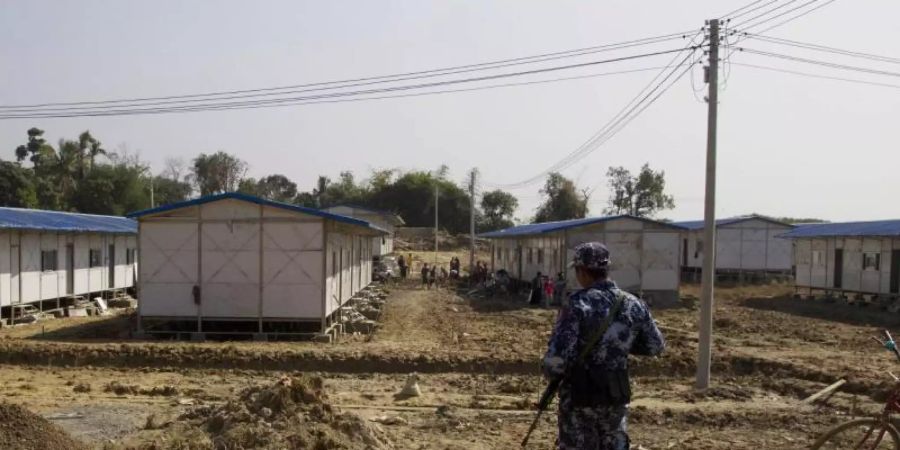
top-left (722, 0), bottom-right (780, 21)
top-left (732, 62), bottom-right (900, 89)
top-left (0, 65), bottom-right (683, 119)
top-left (0, 31), bottom-right (695, 111)
top-left (738, 47), bottom-right (900, 78)
top-left (542, 32), bottom-right (707, 174)
top-left (732, 0), bottom-right (842, 36)
top-left (724, 0), bottom-right (842, 58)
top-left (750, 0), bottom-right (840, 34)
top-left (485, 37), bottom-right (703, 189)
top-left (731, 0), bottom-right (803, 29)
top-left (739, 33), bottom-right (900, 65)
top-left (0, 47), bottom-right (700, 119)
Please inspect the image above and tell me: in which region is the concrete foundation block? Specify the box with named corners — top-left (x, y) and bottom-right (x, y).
top-left (190, 333), bottom-right (206, 342)
top-left (252, 333), bottom-right (268, 342)
top-left (312, 333), bottom-right (333, 344)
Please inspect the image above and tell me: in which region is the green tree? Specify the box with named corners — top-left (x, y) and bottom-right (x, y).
top-left (312, 176), bottom-right (329, 208)
top-left (237, 177), bottom-right (260, 197)
top-left (77, 131), bottom-right (95, 179)
top-left (534, 172), bottom-right (588, 222)
top-left (294, 192), bottom-right (317, 208)
top-left (152, 176), bottom-right (193, 206)
top-left (604, 163), bottom-right (674, 217)
top-left (256, 175), bottom-right (298, 202)
top-left (71, 159), bottom-right (150, 215)
top-left (367, 170), bottom-right (471, 233)
top-left (771, 216), bottom-right (828, 225)
top-left (238, 175), bottom-right (299, 203)
top-left (0, 161), bottom-right (38, 208)
top-left (88, 137), bottom-right (106, 171)
top-left (321, 171), bottom-right (367, 207)
top-left (15, 127), bottom-right (50, 166)
top-left (192, 151), bottom-right (248, 196)
top-left (12, 128), bottom-right (65, 209)
top-left (480, 190), bottom-right (518, 231)
top-left (56, 139), bottom-right (81, 204)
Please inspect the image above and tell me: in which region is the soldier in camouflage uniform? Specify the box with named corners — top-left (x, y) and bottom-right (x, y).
top-left (543, 242), bottom-right (665, 449)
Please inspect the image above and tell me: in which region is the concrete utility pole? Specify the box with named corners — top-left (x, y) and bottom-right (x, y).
top-left (150, 176), bottom-right (155, 208)
top-left (697, 19), bottom-right (719, 390)
top-left (469, 169), bottom-right (477, 281)
top-left (434, 185), bottom-right (439, 264)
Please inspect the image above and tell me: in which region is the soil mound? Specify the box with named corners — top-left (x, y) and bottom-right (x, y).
top-left (0, 402), bottom-right (86, 450)
top-left (152, 375), bottom-right (392, 450)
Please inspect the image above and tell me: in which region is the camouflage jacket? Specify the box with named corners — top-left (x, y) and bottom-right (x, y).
top-left (543, 280), bottom-right (665, 378)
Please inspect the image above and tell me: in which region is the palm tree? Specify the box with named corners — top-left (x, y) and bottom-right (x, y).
top-left (77, 131), bottom-right (93, 180)
top-left (88, 139), bottom-right (106, 170)
top-left (56, 140), bottom-right (80, 204)
top-left (313, 176), bottom-right (329, 208)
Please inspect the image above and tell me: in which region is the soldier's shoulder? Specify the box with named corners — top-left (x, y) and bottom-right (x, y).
top-left (612, 288), bottom-right (653, 316)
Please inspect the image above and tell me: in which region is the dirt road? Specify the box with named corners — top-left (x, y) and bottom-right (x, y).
top-left (0, 277), bottom-right (898, 448)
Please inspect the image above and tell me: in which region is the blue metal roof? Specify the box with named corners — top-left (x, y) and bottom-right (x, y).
top-left (325, 204), bottom-right (406, 225)
top-left (674, 215), bottom-right (793, 230)
top-left (128, 192), bottom-right (388, 233)
top-left (479, 215), bottom-right (684, 239)
top-left (0, 207), bottom-right (136, 234)
top-left (779, 220), bottom-right (900, 238)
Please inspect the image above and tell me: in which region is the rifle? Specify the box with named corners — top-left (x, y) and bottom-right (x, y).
top-left (521, 292), bottom-right (626, 448)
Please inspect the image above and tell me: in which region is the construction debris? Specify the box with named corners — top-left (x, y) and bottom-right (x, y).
top-left (158, 375), bottom-right (394, 449)
top-left (0, 402), bottom-right (86, 450)
top-left (802, 379), bottom-right (846, 404)
top-left (341, 286), bottom-right (388, 334)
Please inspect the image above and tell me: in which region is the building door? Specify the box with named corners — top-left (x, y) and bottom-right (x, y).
top-left (682, 238), bottom-right (688, 267)
top-left (66, 244), bottom-right (75, 295)
top-left (833, 248), bottom-right (843, 289)
top-left (891, 250), bottom-right (900, 294)
top-left (516, 246), bottom-right (523, 280)
top-left (108, 244), bottom-right (116, 288)
top-left (338, 247), bottom-right (344, 304)
top-left (10, 245), bottom-right (19, 304)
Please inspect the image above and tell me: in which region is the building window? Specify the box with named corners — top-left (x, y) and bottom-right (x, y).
top-left (537, 249), bottom-right (544, 264)
top-left (89, 249), bottom-right (103, 268)
top-left (41, 250), bottom-right (58, 272)
top-left (812, 250), bottom-right (824, 267)
top-left (496, 248), bottom-right (502, 261)
top-left (695, 240), bottom-right (704, 256)
top-left (864, 252), bottom-right (881, 271)
top-left (126, 248), bottom-right (136, 265)
top-left (527, 248), bottom-right (533, 264)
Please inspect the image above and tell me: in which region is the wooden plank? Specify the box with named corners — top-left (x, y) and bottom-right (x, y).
top-left (803, 379), bottom-right (846, 404)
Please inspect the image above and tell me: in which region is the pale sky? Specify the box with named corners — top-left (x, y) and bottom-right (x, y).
top-left (1, 0), bottom-right (897, 222)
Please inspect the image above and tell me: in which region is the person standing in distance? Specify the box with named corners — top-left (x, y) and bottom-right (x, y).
top-left (543, 242), bottom-right (665, 449)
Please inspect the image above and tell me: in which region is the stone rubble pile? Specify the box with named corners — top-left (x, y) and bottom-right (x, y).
top-left (340, 286), bottom-right (388, 334)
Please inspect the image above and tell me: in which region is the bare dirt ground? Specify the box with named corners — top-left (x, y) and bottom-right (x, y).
top-left (2, 254), bottom-right (900, 448)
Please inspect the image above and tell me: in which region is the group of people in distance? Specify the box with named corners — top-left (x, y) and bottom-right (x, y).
top-left (530, 271), bottom-right (567, 308)
top-left (419, 262), bottom-right (448, 289)
top-left (472, 260), bottom-right (490, 284)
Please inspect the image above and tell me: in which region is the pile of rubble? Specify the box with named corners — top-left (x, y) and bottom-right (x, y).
top-left (153, 375), bottom-right (393, 450)
top-left (340, 286), bottom-right (388, 334)
top-left (0, 402), bottom-right (86, 450)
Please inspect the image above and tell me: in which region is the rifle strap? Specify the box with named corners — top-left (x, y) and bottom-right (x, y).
top-left (575, 289), bottom-right (627, 364)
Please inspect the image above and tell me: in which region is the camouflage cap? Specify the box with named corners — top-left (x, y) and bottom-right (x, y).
top-left (569, 242), bottom-right (611, 269)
